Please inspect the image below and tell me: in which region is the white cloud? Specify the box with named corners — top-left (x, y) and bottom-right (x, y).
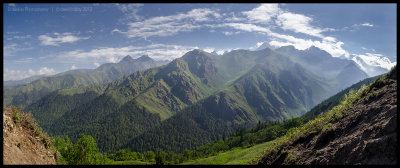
top-left (361, 22), bottom-right (374, 27)
top-left (215, 48), bottom-right (237, 55)
top-left (222, 31), bottom-right (240, 36)
top-left (256, 42), bottom-right (265, 48)
top-left (216, 50), bottom-right (225, 55)
top-left (242, 4), bottom-right (280, 24)
top-left (265, 31), bottom-right (349, 58)
top-left (354, 53), bottom-right (395, 70)
top-left (71, 64), bottom-right (77, 70)
top-left (38, 32), bottom-right (90, 46)
top-left (313, 39), bottom-right (349, 58)
top-left (352, 53), bottom-right (396, 76)
top-left (203, 47), bottom-right (215, 53)
top-left (114, 8), bottom-right (221, 39)
top-left (218, 21), bottom-right (348, 57)
top-left (223, 23), bottom-right (270, 34)
top-left (249, 41), bottom-right (269, 50)
top-left (6, 31), bottom-right (20, 34)
top-left (268, 32), bottom-right (315, 50)
top-left (56, 43), bottom-right (199, 63)
top-left (224, 12), bottom-right (246, 22)
top-left (38, 67), bottom-right (56, 75)
top-left (268, 40), bottom-right (294, 48)
top-left (115, 3), bottom-right (144, 22)
top-left (214, 12), bottom-right (351, 59)
top-left (4, 43), bottom-right (18, 56)
top-left (139, 44), bottom-right (199, 61)
top-left (4, 67), bottom-right (56, 81)
top-left (276, 12), bottom-right (325, 38)
top-left (15, 57), bottom-right (34, 63)
top-left (94, 62), bottom-right (100, 68)
top-left (345, 22), bottom-right (375, 31)
top-left (3, 43), bottom-right (32, 56)
top-left (6, 34), bottom-right (32, 41)
top-left (322, 36), bottom-right (336, 42)
top-left (223, 31), bottom-right (233, 36)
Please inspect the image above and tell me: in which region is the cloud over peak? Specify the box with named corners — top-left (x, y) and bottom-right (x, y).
top-left (56, 43), bottom-right (200, 65)
top-left (351, 53), bottom-right (396, 77)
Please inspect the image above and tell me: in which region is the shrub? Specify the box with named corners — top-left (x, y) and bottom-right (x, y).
top-left (11, 106), bottom-right (21, 123)
top-left (53, 134), bottom-right (112, 165)
top-left (155, 148), bottom-right (167, 165)
top-left (113, 148), bottom-right (137, 161)
top-left (143, 151), bottom-right (155, 162)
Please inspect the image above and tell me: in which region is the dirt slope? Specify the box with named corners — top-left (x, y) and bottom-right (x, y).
top-left (259, 71), bottom-right (397, 165)
top-left (3, 107), bottom-right (56, 165)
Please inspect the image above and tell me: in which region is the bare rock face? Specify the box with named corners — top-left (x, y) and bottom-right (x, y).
top-left (3, 107), bottom-right (56, 165)
top-left (259, 71), bottom-right (397, 165)
top-left (182, 49), bottom-right (217, 79)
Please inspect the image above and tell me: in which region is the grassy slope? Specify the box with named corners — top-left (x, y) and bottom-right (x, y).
top-left (182, 141), bottom-right (274, 165)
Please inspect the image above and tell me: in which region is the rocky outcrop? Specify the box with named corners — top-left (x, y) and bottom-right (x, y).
top-left (3, 107), bottom-right (56, 165)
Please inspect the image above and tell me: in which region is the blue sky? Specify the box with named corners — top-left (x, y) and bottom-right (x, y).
top-left (3, 3), bottom-right (397, 81)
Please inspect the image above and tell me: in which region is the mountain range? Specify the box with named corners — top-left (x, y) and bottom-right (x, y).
top-left (3, 55), bottom-right (168, 106)
top-left (18, 46), bottom-right (376, 153)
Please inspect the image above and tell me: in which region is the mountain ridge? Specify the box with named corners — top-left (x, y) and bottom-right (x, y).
top-left (3, 55), bottom-right (169, 107)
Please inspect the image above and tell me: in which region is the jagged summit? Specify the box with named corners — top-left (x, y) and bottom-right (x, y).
top-left (120, 55), bottom-right (154, 63)
top-left (186, 49), bottom-right (208, 55)
top-left (255, 42), bottom-right (273, 51)
top-left (181, 49), bottom-right (213, 62)
top-left (120, 55), bottom-right (134, 63)
top-left (306, 46), bottom-right (333, 58)
top-left (136, 55), bottom-right (153, 62)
